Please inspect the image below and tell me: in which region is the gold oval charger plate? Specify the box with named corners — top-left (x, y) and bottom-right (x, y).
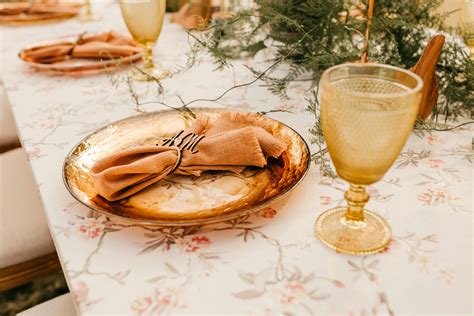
top-left (0, 3), bottom-right (82, 26)
top-left (19, 34), bottom-right (143, 75)
top-left (63, 108), bottom-right (310, 226)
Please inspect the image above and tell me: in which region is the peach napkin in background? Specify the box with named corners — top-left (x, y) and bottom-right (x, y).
top-left (22, 31), bottom-right (142, 64)
top-left (0, 2), bottom-right (82, 17)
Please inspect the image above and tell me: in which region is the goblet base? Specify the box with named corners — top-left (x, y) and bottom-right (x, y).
top-left (314, 207), bottom-right (391, 255)
top-left (129, 67), bottom-right (170, 82)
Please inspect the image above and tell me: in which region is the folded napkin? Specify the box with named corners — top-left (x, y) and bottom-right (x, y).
top-left (91, 113), bottom-right (287, 201)
top-left (0, 2), bottom-right (81, 16)
top-left (22, 31), bottom-right (142, 64)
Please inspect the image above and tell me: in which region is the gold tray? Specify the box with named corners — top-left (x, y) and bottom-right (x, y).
top-left (63, 109), bottom-right (310, 226)
top-left (19, 34), bottom-right (142, 75)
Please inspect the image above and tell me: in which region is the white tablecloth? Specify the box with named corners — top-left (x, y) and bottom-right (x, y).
top-left (1, 1), bottom-right (472, 315)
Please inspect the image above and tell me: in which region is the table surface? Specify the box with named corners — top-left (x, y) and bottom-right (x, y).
top-left (1, 2), bottom-right (472, 315)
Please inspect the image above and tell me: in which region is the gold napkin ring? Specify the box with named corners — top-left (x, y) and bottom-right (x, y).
top-left (169, 146), bottom-right (182, 174)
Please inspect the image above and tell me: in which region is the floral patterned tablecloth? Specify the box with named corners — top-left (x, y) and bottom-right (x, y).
top-left (1, 1), bottom-right (472, 315)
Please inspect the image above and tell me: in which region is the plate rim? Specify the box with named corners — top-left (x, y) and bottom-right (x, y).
top-left (62, 108), bottom-right (311, 226)
top-left (18, 32), bottom-right (143, 74)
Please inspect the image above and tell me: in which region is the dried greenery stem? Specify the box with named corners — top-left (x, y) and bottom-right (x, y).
top-left (107, 23), bottom-right (316, 116)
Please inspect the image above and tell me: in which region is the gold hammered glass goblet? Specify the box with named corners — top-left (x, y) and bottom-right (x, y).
top-left (119, 0), bottom-right (170, 81)
top-left (315, 63), bottom-right (423, 255)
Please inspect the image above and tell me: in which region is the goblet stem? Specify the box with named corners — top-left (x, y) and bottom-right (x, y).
top-left (344, 183), bottom-right (369, 222)
top-left (84, 0), bottom-right (92, 17)
top-left (142, 43), bottom-right (154, 70)
top-left (130, 42), bottom-right (169, 81)
top-left (79, 0), bottom-right (100, 22)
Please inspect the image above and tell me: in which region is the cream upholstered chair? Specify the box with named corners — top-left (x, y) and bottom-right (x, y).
top-left (18, 293), bottom-right (76, 316)
top-left (0, 78), bottom-right (61, 290)
top-left (0, 79), bottom-right (70, 312)
top-left (0, 83), bottom-right (20, 152)
top-left (0, 147), bottom-right (59, 290)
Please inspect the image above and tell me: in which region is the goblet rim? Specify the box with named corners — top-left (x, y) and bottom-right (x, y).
top-left (320, 63), bottom-right (424, 99)
top-left (118, 0), bottom-right (165, 44)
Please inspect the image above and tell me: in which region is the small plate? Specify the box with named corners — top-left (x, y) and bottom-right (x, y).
top-left (63, 108), bottom-right (310, 226)
top-left (0, 3), bottom-right (82, 25)
top-left (19, 34), bottom-right (143, 75)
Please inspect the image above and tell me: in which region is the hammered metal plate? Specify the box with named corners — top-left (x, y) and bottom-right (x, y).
top-left (63, 108), bottom-right (310, 226)
top-left (19, 34), bottom-right (142, 75)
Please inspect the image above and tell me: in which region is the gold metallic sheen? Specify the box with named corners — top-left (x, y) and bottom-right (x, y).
top-left (314, 63), bottom-right (423, 256)
top-left (63, 108), bottom-right (310, 226)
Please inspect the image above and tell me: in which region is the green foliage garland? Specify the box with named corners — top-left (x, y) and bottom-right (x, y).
top-left (191, 0), bottom-right (472, 119)
top-left (186, 0), bottom-right (473, 176)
